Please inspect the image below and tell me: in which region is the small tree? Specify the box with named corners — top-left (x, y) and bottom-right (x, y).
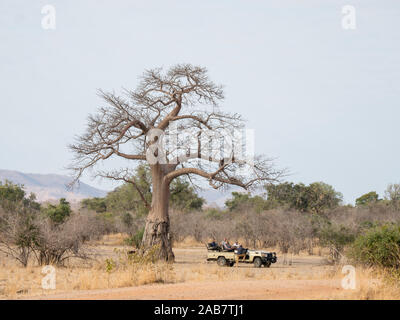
top-left (104, 164), bottom-right (152, 216)
top-left (81, 197), bottom-right (107, 213)
top-left (306, 182), bottom-right (343, 214)
top-left (0, 180), bottom-right (40, 212)
top-left (170, 178), bottom-right (204, 211)
top-left (384, 183), bottom-right (400, 209)
top-left (225, 192), bottom-right (252, 211)
top-left (42, 198), bottom-right (71, 224)
top-left (356, 191), bottom-right (379, 207)
top-left (265, 181), bottom-right (342, 213)
top-left (265, 182), bottom-right (303, 209)
top-left (225, 192), bottom-right (269, 212)
top-left (0, 206), bottom-right (39, 267)
top-left (318, 223), bottom-right (355, 263)
top-left (0, 182), bottom-right (41, 267)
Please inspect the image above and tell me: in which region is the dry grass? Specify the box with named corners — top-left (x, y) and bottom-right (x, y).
top-left (0, 264), bottom-right (174, 299)
top-left (1, 239), bottom-right (399, 300)
top-left (173, 236), bottom-right (204, 248)
top-left (0, 249), bottom-right (175, 299)
top-left (0, 261), bottom-right (335, 299)
top-left (91, 233), bottom-right (128, 246)
top-left (328, 267), bottom-right (400, 300)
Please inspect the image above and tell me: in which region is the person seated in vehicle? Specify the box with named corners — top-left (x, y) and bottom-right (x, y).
top-left (232, 240), bottom-right (239, 248)
top-left (207, 239), bottom-right (218, 250)
top-left (221, 238), bottom-right (234, 251)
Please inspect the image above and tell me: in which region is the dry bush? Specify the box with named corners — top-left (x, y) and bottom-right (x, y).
top-left (0, 207), bottom-right (107, 267)
top-left (323, 204), bottom-right (400, 230)
top-left (0, 206), bottom-right (38, 267)
top-left (32, 210), bottom-right (105, 266)
top-left (170, 208), bottom-right (314, 254)
top-left (171, 203), bottom-right (400, 261)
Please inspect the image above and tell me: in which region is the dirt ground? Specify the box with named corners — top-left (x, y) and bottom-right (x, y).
top-left (19, 247), bottom-right (377, 300)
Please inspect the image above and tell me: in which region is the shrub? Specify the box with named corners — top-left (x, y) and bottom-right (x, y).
top-left (0, 182), bottom-right (41, 267)
top-left (265, 181), bottom-right (342, 213)
top-left (42, 198), bottom-right (71, 224)
top-left (81, 197), bottom-right (107, 213)
top-left (0, 181), bottom-right (40, 212)
top-left (356, 191), bottom-right (380, 206)
top-left (37, 211), bottom-right (104, 266)
top-left (225, 192), bottom-right (270, 212)
top-left (350, 224), bottom-right (400, 268)
top-left (318, 223), bottom-right (356, 263)
top-left (121, 212), bottom-right (133, 229)
top-left (125, 227), bottom-right (145, 248)
top-left (170, 179), bottom-right (204, 211)
top-left (1, 204), bottom-right (105, 267)
top-left (0, 206), bottom-right (39, 267)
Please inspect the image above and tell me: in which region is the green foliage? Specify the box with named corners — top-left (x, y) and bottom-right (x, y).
top-left (265, 182), bottom-right (305, 209)
top-left (225, 192), bottom-right (270, 212)
top-left (350, 224), bottom-right (400, 268)
top-left (225, 192), bottom-right (251, 211)
top-left (306, 182), bottom-right (342, 213)
top-left (42, 198), bottom-right (71, 223)
top-left (0, 181), bottom-right (41, 266)
top-left (121, 212), bottom-right (133, 228)
top-left (106, 165), bottom-right (152, 216)
top-left (170, 178), bottom-right (204, 211)
top-left (105, 258), bottom-right (116, 274)
top-left (0, 180), bottom-right (25, 202)
top-left (313, 221), bottom-right (355, 262)
top-left (0, 180), bottom-right (40, 212)
top-left (318, 223), bottom-right (355, 250)
top-left (124, 227), bottom-right (145, 248)
top-left (203, 208), bottom-right (228, 220)
top-left (265, 181), bottom-right (342, 213)
top-left (356, 191), bottom-right (380, 206)
top-left (81, 197), bottom-right (107, 213)
top-left (223, 181), bottom-right (343, 213)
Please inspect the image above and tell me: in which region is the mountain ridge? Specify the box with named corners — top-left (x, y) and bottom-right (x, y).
top-left (0, 169), bottom-right (107, 203)
top-left (0, 169), bottom-right (233, 207)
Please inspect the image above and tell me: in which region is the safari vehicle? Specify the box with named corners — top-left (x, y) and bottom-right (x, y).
top-left (206, 244), bottom-right (277, 268)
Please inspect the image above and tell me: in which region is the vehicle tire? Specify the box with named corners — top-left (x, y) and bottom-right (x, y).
top-left (217, 256), bottom-right (227, 267)
top-left (229, 261), bottom-right (235, 267)
top-left (264, 261), bottom-right (271, 268)
top-left (253, 257), bottom-right (262, 268)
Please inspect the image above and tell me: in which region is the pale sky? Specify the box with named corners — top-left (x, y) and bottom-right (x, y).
top-left (1, 0), bottom-right (399, 203)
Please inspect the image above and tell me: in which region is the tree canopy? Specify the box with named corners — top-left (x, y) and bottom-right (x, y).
top-left (355, 191), bottom-right (380, 206)
top-left (265, 182), bottom-right (342, 213)
top-left (42, 198), bottom-right (72, 224)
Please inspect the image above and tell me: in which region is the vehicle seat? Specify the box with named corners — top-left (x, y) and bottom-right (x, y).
top-left (206, 243), bottom-right (221, 251)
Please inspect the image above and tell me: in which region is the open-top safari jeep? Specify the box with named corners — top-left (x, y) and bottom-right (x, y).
top-left (206, 243), bottom-right (277, 268)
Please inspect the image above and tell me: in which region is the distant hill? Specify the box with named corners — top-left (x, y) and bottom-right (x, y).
top-left (0, 169), bottom-right (107, 203)
top-left (198, 188), bottom-right (235, 208)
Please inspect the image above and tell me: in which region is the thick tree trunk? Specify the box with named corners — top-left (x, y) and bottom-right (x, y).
top-left (141, 164), bottom-right (175, 262)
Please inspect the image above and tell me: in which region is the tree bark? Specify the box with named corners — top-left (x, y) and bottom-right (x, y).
top-left (141, 164), bottom-right (175, 261)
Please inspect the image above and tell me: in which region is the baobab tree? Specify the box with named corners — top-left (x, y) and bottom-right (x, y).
top-left (69, 64), bottom-right (282, 261)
